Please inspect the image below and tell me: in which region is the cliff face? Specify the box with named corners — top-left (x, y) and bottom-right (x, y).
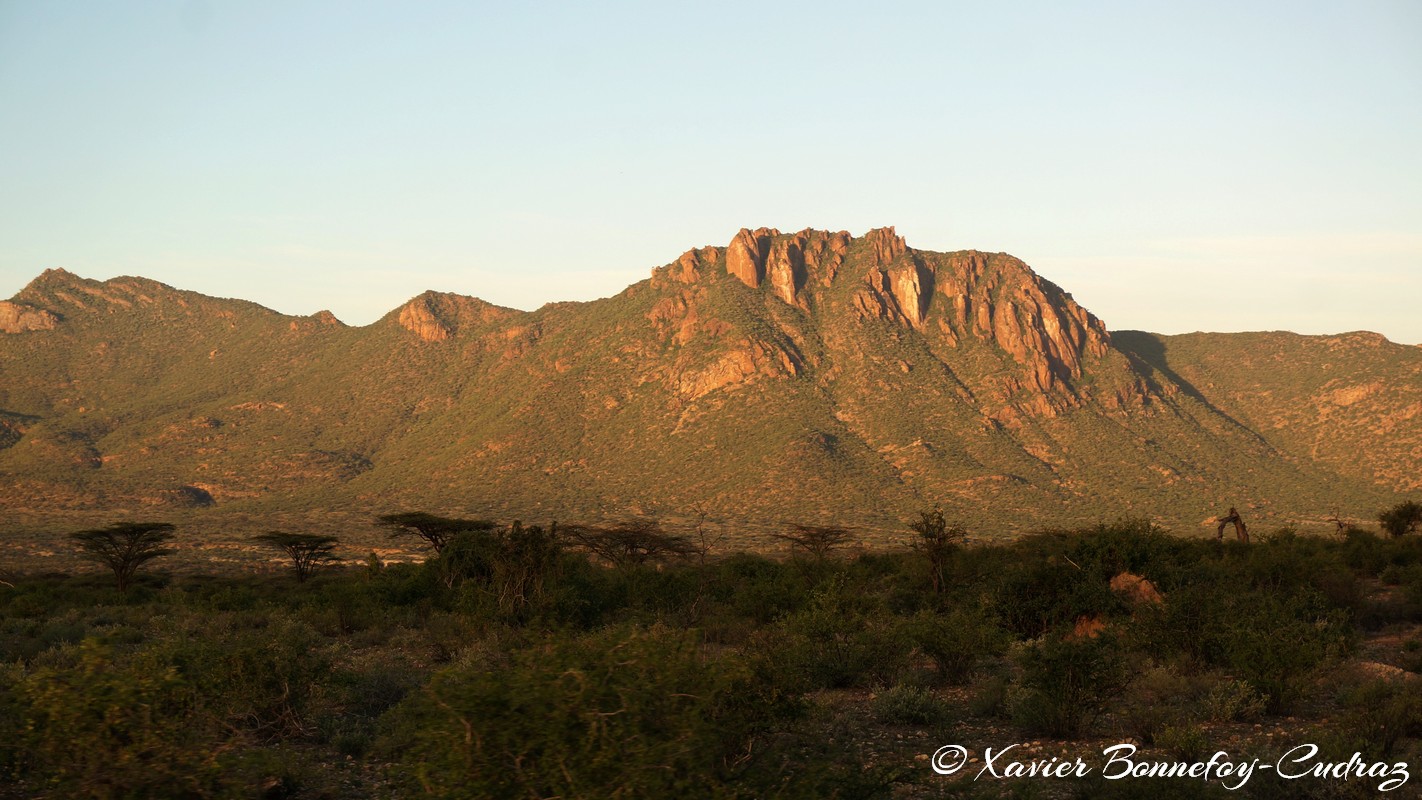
top-left (1, 231), bottom-right (1414, 537)
top-left (653, 226), bottom-right (1135, 419)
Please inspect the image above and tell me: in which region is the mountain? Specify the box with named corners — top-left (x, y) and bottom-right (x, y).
top-left (1, 227), bottom-right (1417, 544)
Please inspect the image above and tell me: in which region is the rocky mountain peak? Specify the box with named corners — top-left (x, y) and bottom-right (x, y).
top-left (725, 227), bottom-right (778, 288)
top-left (652, 226), bottom-right (1117, 400)
top-left (394, 291), bottom-right (517, 342)
top-left (862, 226), bottom-right (907, 266)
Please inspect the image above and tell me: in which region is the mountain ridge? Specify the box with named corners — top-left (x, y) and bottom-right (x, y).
top-left (2, 227), bottom-right (1417, 543)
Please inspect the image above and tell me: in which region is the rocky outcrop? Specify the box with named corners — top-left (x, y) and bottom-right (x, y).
top-left (1110, 571), bottom-right (1164, 605)
top-left (803, 229), bottom-right (851, 286)
top-left (932, 252), bottom-right (1111, 392)
top-left (737, 228), bottom-right (852, 305)
top-left (686, 227), bottom-right (1115, 398)
top-left (864, 226), bottom-right (906, 266)
top-left (725, 227), bottom-right (776, 288)
top-left (289, 309), bottom-right (345, 332)
top-left (0, 301), bottom-right (58, 334)
top-left (889, 262), bottom-right (933, 327)
top-left (765, 236), bottom-right (806, 307)
top-left (398, 298), bottom-right (450, 342)
top-left (396, 291), bottom-right (514, 342)
top-left (673, 338), bottom-right (801, 400)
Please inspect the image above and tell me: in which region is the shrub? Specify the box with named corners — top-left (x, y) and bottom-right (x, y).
top-left (711, 553), bottom-right (808, 625)
top-left (151, 612), bottom-right (332, 742)
top-left (1204, 678), bottom-right (1266, 723)
top-left (904, 607), bottom-right (1009, 685)
top-left (1215, 597), bottom-right (1351, 713)
top-left (993, 558), bottom-right (1119, 639)
top-left (381, 625), bottom-right (762, 799)
top-left (873, 684), bottom-right (949, 727)
top-left (758, 576), bottom-right (912, 691)
top-left (1335, 679), bottom-right (1422, 758)
top-left (12, 639), bottom-right (219, 796)
top-left (1010, 633), bottom-right (1127, 739)
top-left (968, 673), bottom-right (1010, 718)
top-left (1341, 527), bottom-right (1390, 575)
top-left (1155, 723), bottom-right (1211, 761)
top-left (1379, 501), bottom-right (1422, 538)
top-left (1117, 664), bottom-right (1210, 745)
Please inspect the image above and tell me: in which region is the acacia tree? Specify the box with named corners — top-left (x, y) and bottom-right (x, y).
top-left (71, 522), bottom-right (176, 592)
top-left (254, 531), bottom-right (339, 582)
top-left (1379, 501), bottom-right (1422, 538)
top-left (376, 512), bottom-right (495, 555)
top-left (565, 520), bottom-right (696, 568)
top-left (771, 524), bottom-right (854, 561)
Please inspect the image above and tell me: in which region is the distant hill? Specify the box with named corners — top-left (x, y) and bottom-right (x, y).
top-left (2, 227), bottom-right (1417, 544)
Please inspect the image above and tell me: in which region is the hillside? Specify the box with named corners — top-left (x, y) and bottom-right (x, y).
top-left (1, 227), bottom-right (1416, 545)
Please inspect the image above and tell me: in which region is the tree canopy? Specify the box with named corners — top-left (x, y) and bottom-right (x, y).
top-left (253, 531), bottom-right (340, 582)
top-left (564, 520), bottom-right (696, 568)
top-left (375, 513), bottom-right (495, 555)
top-left (71, 522), bottom-right (176, 592)
top-left (1378, 501), bottom-right (1422, 538)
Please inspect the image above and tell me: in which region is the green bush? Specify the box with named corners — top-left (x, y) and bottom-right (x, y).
top-left (1214, 596), bottom-right (1351, 713)
top-left (0, 660), bottom-right (24, 779)
top-left (904, 606), bottom-right (1009, 685)
top-left (872, 684), bottom-right (950, 726)
top-left (712, 554), bottom-right (809, 624)
top-left (153, 611), bottom-right (333, 741)
top-left (1010, 633), bottom-right (1127, 739)
top-left (993, 557), bottom-right (1120, 639)
top-left (1203, 677), bottom-right (1266, 723)
top-left (1117, 664), bottom-right (1210, 745)
top-left (12, 639), bottom-right (220, 797)
top-left (968, 673), bottom-right (1010, 719)
top-left (1335, 679), bottom-right (1422, 758)
top-left (380, 625), bottom-right (763, 799)
top-left (1155, 722), bottom-right (1210, 761)
top-left (756, 576), bottom-right (912, 691)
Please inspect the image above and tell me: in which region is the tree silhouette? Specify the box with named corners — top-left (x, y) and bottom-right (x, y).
top-left (771, 524), bottom-right (854, 561)
top-left (253, 531), bottom-right (339, 582)
top-left (376, 512), bottom-right (495, 555)
top-left (565, 520), bottom-right (696, 568)
top-left (71, 522), bottom-right (176, 592)
top-left (910, 508), bottom-right (965, 595)
top-left (1378, 501), bottom-right (1422, 538)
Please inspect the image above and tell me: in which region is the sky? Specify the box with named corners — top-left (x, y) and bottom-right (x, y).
top-left (1, 0), bottom-right (1419, 342)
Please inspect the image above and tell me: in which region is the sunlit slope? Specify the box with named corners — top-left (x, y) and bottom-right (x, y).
top-left (1, 229), bottom-right (1409, 536)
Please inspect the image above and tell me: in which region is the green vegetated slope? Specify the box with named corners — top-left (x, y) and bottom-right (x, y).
top-left (1118, 330), bottom-right (1422, 496)
top-left (0, 228), bottom-right (1413, 541)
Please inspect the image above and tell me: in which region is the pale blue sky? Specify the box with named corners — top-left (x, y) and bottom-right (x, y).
top-left (2, 1), bottom-right (1419, 342)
